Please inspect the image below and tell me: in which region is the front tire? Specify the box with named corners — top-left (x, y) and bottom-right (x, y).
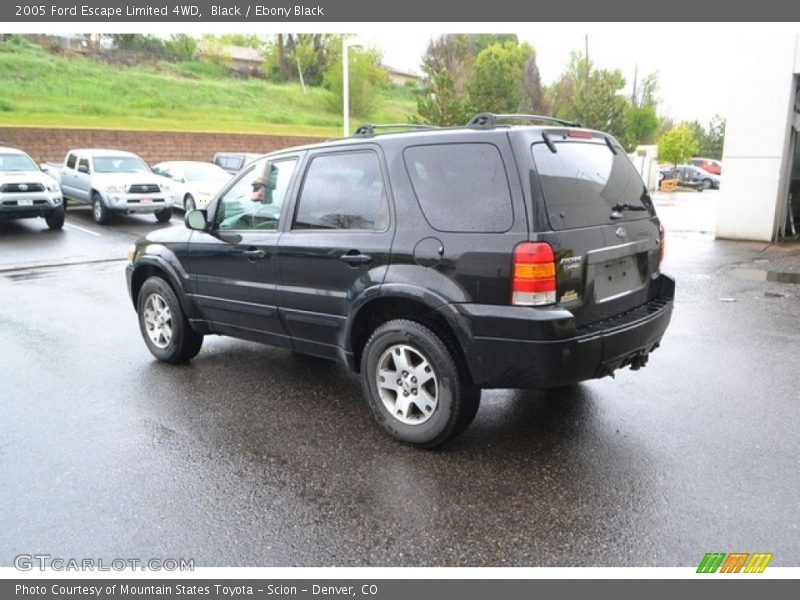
top-left (137, 276), bottom-right (203, 364)
top-left (45, 208), bottom-right (65, 230)
top-left (360, 319), bottom-right (480, 448)
top-left (702, 178), bottom-right (712, 190)
top-left (92, 192), bottom-right (110, 224)
top-left (155, 207), bottom-right (173, 223)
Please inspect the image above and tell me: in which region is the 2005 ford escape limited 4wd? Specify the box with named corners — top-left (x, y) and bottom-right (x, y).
top-left (126, 113), bottom-right (675, 447)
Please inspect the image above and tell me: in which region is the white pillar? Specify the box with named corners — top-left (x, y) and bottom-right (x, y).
top-left (716, 35), bottom-right (800, 242)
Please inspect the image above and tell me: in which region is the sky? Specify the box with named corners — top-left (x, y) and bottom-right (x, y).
top-left (360, 28), bottom-right (743, 125)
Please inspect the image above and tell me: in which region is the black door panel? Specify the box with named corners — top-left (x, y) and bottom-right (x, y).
top-left (276, 148), bottom-right (393, 356)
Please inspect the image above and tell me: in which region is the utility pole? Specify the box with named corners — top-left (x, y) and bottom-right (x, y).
top-left (632, 62), bottom-right (639, 107)
top-left (584, 34), bottom-right (589, 69)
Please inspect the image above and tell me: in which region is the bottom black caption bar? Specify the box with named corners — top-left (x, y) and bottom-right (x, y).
top-left (3, 580), bottom-right (789, 600)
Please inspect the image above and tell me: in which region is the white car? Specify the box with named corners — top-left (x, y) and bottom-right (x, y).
top-left (151, 161), bottom-right (232, 212)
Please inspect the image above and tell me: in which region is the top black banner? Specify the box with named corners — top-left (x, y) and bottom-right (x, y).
top-left (4, 0), bottom-right (800, 22)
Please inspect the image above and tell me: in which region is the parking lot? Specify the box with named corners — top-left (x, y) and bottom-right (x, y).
top-left (2, 191), bottom-right (799, 567)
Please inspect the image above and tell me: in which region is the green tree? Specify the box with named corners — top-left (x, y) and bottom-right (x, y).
top-left (323, 47), bottom-right (388, 117)
top-left (263, 34), bottom-right (340, 85)
top-left (164, 34), bottom-right (197, 60)
top-left (548, 54), bottom-right (627, 139)
top-left (111, 34), bottom-right (166, 54)
top-left (702, 115), bottom-right (726, 159)
top-left (210, 34), bottom-right (267, 50)
top-left (520, 53), bottom-right (549, 114)
top-left (658, 124), bottom-right (699, 165)
top-left (421, 34), bottom-right (519, 97)
top-left (621, 104), bottom-right (660, 151)
top-left (467, 41), bottom-right (532, 113)
top-left (415, 70), bottom-right (472, 126)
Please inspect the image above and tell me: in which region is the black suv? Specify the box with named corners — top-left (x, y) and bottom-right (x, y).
top-left (126, 114), bottom-right (675, 447)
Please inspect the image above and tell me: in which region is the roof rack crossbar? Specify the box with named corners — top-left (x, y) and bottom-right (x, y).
top-left (353, 123), bottom-right (440, 138)
top-left (467, 112), bottom-right (582, 129)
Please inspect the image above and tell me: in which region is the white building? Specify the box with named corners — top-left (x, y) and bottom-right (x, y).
top-left (716, 35), bottom-right (800, 242)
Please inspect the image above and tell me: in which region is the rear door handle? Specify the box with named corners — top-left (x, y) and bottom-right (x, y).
top-left (243, 248), bottom-right (266, 260)
top-left (339, 251), bottom-right (373, 265)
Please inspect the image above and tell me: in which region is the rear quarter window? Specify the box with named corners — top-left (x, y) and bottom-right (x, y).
top-left (403, 143), bottom-right (513, 233)
top-left (531, 140), bottom-right (653, 231)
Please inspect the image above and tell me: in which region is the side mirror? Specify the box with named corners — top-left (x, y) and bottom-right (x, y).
top-left (78, 164), bottom-right (89, 174)
top-left (185, 209), bottom-right (209, 231)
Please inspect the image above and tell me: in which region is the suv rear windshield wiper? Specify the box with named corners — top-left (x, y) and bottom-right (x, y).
top-left (611, 202), bottom-right (647, 212)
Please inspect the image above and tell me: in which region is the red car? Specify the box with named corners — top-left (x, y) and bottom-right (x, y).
top-left (690, 158), bottom-right (722, 175)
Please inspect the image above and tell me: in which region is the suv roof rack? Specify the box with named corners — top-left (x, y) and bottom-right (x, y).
top-left (353, 123), bottom-right (440, 138)
top-left (466, 113), bottom-right (582, 129)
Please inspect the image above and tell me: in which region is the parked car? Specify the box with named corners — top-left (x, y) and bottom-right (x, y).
top-left (690, 157), bottom-right (722, 175)
top-left (151, 161), bottom-right (232, 212)
top-left (212, 152), bottom-right (262, 174)
top-left (660, 164), bottom-right (720, 190)
top-left (0, 146), bottom-right (64, 230)
top-left (126, 113), bottom-right (675, 447)
top-left (44, 149), bottom-right (174, 225)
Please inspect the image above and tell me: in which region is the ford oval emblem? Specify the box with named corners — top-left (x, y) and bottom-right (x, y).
top-left (19, 184), bottom-right (28, 191)
top-left (615, 227), bottom-right (627, 238)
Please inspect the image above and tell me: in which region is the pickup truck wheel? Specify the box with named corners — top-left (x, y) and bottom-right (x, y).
top-left (92, 193), bottom-right (110, 224)
top-left (137, 276), bottom-right (203, 364)
top-left (361, 319), bottom-right (480, 448)
top-left (155, 207), bottom-right (173, 223)
top-left (45, 208), bottom-right (65, 230)
top-left (183, 195), bottom-right (195, 212)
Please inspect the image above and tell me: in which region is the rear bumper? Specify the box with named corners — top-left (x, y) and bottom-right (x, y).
top-left (454, 274), bottom-right (675, 388)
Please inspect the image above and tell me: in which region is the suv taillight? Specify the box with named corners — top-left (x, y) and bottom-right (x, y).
top-left (511, 242), bottom-right (556, 306)
top-left (658, 223), bottom-right (665, 265)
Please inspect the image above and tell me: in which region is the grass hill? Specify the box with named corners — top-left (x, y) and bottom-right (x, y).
top-left (0, 37), bottom-right (418, 137)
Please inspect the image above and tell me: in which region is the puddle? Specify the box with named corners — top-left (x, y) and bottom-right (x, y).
top-left (3, 270), bottom-right (53, 282)
top-left (730, 268), bottom-right (800, 284)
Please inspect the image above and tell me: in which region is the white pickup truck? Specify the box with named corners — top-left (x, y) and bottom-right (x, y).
top-left (44, 148), bottom-right (174, 225)
top-left (0, 146), bottom-right (64, 230)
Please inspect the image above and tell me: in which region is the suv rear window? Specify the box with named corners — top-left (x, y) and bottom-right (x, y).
top-left (532, 141), bottom-right (652, 231)
top-left (404, 143), bottom-right (513, 233)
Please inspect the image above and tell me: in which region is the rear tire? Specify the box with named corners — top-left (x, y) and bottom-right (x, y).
top-left (360, 319), bottom-right (480, 448)
top-left (45, 208), bottom-right (65, 230)
top-left (92, 192), bottom-right (110, 225)
top-left (137, 276), bottom-right (203, 364)
top-left (155, 207), bottom-right (173, 223)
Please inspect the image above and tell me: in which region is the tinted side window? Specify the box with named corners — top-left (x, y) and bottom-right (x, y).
top-left (532, 141), bottom-right (653, 231)
top-left (78, 158), bottom-right (90, 172)
top-left (66, 154), bottom-right (77, 169)
top-left (403, 143), bottom-right (513, 233)
top-left (293, 152), bottom-right (388, 231)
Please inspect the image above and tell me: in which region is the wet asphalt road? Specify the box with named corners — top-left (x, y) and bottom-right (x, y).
top-left (1, 192), bottom-right (799, 567)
